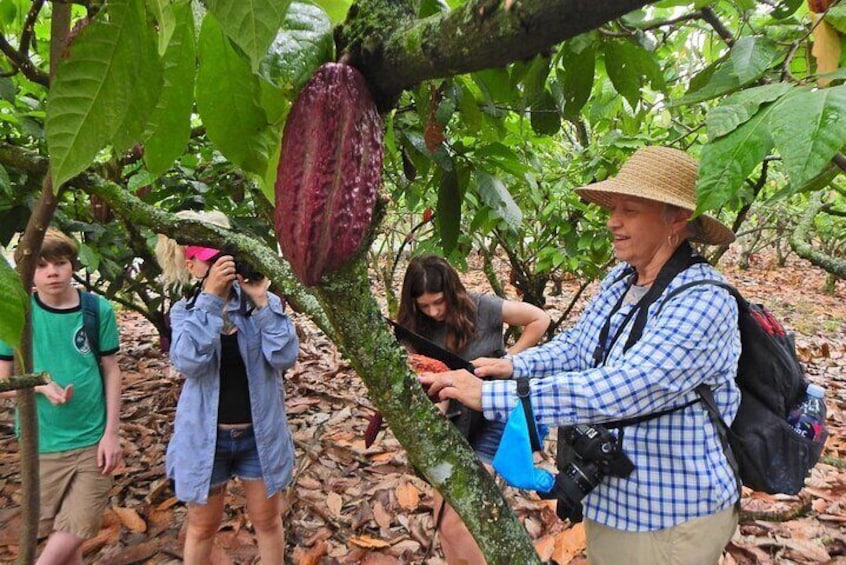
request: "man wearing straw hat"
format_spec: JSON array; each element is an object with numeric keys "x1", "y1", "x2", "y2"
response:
[{"x1": 422, "y1": 146, "x2": 740, "y2": 564}]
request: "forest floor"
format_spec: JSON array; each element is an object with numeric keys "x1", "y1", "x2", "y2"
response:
[{"x1": 1, "y1": 250, "x2": 845, "y2": 564}]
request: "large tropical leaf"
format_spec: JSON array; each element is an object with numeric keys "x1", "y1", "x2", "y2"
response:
[
  {"x1": 111, "y1": 1, "x2": 163, "y2": 154},
  {"x1": 475, "y1": 170, "x2": 522, "y2": 230},
  {"x1": 680, "y1": 36, "x2": 781, "y2": 105},
  {"x1": 437, "y1": 167, "x2": 462, "y2": 254},
  {"x1": 46, "y1": 0, "x2": 153, "y2": 188},
  {"x1": 603, "y1": 38, "x2": 663, "y2": 108},
  {"x1": 705, "y1": 83, "x2": 793, "y2": 140},
  {"x1": 259, "y1": 2, "x2": 334, "y2": 97},
  {"x1": 557, "y1": 42, "x2": 595, "y2": 120},
  {"x1": 197, "y1": 14, "x2": 274, "y2": 179},
  {"x1": 143, "y1": 0, "x2": 196, "y2": 176},
  {"x1": 0, "y1": 258, "x2": 26, "y2": 354},
  {"x1": 205, "y1": 0, "x2": 291, "y2": 71},
  {"x1": 697, "y1": 103, "x2": 776, "y2": 212},
  {"x1": 530, "y1": 90, "x2": 561, "y2": 136},
  {"x1": 146, "y1": 0, "x2": 176, "y2": 55},
  {"x1": 770, "y1": 85, "x2": 846, "y2": 190}
]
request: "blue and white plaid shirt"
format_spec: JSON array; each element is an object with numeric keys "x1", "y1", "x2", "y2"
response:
[{"x1": 482, "y1": 261, "x2": 741, "y2": 531}]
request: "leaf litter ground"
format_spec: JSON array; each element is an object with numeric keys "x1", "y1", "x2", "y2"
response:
[{"x1": 1, "y1": 252, "x2": 845, "y2": 564}]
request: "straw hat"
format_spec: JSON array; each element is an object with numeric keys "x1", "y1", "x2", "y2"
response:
[{"x1": 575, "y1": 146, "x2": 735, "y2": 245}]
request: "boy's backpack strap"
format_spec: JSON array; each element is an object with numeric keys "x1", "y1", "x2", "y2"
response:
[{"x1": 80, "y1": 290, "x2": 101, "y2": 361}]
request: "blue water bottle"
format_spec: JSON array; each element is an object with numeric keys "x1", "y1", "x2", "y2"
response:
[{"x1": 787, "y1": 384, "x2": 827, "y2": 443}]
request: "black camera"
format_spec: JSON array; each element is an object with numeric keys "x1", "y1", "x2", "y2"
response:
[
  {"x1": 208, "y1": 251, "x2": 264, "y2": 282},
  {"x1": 550, "y1": 424, "x2": 634, "y2": 523}
]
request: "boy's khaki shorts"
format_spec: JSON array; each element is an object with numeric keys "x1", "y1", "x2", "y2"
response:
[{"x1": 39, "y1": 444, "x2": 112, "y2": 539}]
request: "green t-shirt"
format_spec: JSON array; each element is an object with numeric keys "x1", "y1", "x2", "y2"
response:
[{"x1": 0, "y1": 290, "x2": 120, "y2": 453}]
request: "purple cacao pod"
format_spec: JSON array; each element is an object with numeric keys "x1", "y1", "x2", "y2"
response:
[{"x1": 274, "y1": 63, "x2": 383, "y2": 286}]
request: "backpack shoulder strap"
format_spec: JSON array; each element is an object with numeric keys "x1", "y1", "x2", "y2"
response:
[
  {"x1": 80, "y1": 291, "x2": 101, "y2": 359},
  {"x1": 657, "y1": 279, "x2": 743, "y2": 315},
  {"x1": 620, "y1": 242, "x2": 709, "y2": 353}
]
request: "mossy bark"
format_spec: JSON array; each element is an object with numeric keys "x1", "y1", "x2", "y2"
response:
[
  {"x1": 790, "y1": 192, "x2": 846, "y2": 278},
  {"x1": 77, "y1": 175, "x2": 336, "y2": 339},
  {"x1": 336, "y1": 0, "x2": 656, "y2": 103},
  {"x1": 0, "y1": 373, "x2": 50, "y2": 392},
  {"x1": 317, "y1": 259, "x2": 541, "y2": 564}
]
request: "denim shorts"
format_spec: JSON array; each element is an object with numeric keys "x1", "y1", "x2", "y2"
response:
[
  {"x1": 209, "y1": 426, "x2": 263, "y2": 489},
  {"x1": 471, "y1": 419, "x2": 505, "y2": 465}
]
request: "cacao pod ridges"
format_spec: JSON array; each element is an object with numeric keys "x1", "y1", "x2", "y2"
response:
[{"x1": 275, "y1": 63, "x2": 384, "y2": 286}]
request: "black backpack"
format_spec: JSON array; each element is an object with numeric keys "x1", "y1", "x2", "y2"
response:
[
  {"x1": 80, "y1": 291, "x2": 101, "y2": 363},
  {"x1": 655, "y1": 280, "x2": 825, "y2": 495}
]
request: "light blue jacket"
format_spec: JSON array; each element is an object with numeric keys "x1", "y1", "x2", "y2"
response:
[{"x1": 165, "y1": 286, "x2": 299, "y2": 504}]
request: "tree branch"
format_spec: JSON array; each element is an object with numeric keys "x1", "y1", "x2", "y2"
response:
[
  {"x1": 69, "y1": 173, "x2": 335, "y2": 338},
  {"x1": 20, "y1": 0, "x2": 46, "y2": 63},
  {"x1": 790, "y1": 192, "x2": 846, "y2": 278},
  {"x1": 337, "y1": 0, "x2": 657, "y2": 103},
  {"x1": 700, "y1": 6, "x2": 734, "y2": 47}
]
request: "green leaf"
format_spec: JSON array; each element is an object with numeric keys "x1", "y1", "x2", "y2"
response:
[
  {"x1": 205, "y1": 0, "x2": 291, "y2": 72},
  {"x1": 418, "y1": 0, "x2": 449, "y2": 18},
  {"x1": 680, "y1": 36, "x2": 781, "y2": 105},
  {"x1": 307, "y1": 0, "x2": 350, "y2": 23},
  {"x1": 559, "y1": 44, "x2": 595, "y2": 119},
  {"x1": 603, "y1": 40, "x2": 642, "y2": 107},
  {"x1": 473, "y1": 68, "x2": 513, "y2": 105},
  {"x1": 143, "y1": 0, "x2": 196, "y2": 176},
  {"x1": 474, "y1": 170, "x2": 522, "y2": 230},
  {"x1": 0, "y1": 257, "x2": 26, "y2": 353},
  {"x1": 111, "y1": 1, "x2": 163, "y2": 154},
  {"x1": 771, "y1": 0, "x2": 802, "y2": 19},
  {"x1": 0, "y1": 76, "x2": 14, "y2": 102},
  {"x1": 458, "y1": 82, "x2": 482, "y2": 134},
  {"x1": 697, "y1": 104, "x2": 776, "y2": 212},
  {"x1": 706, "y1": 83, "x2": 793, "y2": 139},
  {"x1": 197, "y1": 13, "x2": 273, "y2": 178},
  {"x1": 770, "y1": 85, "x2": 846, "y2": 190},
  {"x1": 530, "y1": 90, "x2": 561, "y2": 136},
  {"x1": 146, "y1": 0, "x2": 176, "y2": 55},
  {"x1": 437, "y1": 167, "x2": 462, "y2": 254},
  {"x1": 730, "y1": 35, "x2": 781, "y2": 84},
  {"x1": 825, "y1": 3, "x2": 846, "y2": 34},
  {"x1": 77, "y1": 241, "x2": 100, "y2": 271},
  {"x1": 127, "y1": 169, "x2": 158, "y2": 192},
  {"x1": 521, "y1": 55, "x2": 551, "y2": 106},
  {"x1": 259, "y1": 2, "x2": 333, "y2": 96},
  {"x1": 46, "y1": 0, "x2": 157, "y2": 188}
]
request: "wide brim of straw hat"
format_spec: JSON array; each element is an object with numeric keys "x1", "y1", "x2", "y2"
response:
[{"x1": 575, "y1": 147, "x2": 735, "y2": 246}]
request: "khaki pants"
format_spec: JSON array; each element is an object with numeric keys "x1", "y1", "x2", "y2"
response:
[
  {"x1": 585, "y1": 506, "x2": 738, "y2": 565},
  {"x1": 39, "y1": 445, "x2": 112, "y2": 539}
]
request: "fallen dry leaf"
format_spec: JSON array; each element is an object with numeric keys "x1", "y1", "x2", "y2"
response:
[
  {"x1": 112, "y1": 506, "x2": 147, "y2": 533},
  {"x1": 395, "y1": 481, "x2": 420, "y2": 510},
  {"x1": 349, "y1": 535, "x2": 391, "y2": 549}
]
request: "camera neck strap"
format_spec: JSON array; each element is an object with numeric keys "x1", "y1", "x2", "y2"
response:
[{"x1": 593, "y1": 241, "x2": 707, "y2": 368}]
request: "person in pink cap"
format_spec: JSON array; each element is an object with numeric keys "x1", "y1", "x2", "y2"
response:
[{"x1": 155, "y1": 210, "x2": 298, "y2": 565}]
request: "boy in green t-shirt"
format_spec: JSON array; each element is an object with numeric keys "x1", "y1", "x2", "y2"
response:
[{"x1": 0, "y1": 228, "x2": 122, "y2": 565}]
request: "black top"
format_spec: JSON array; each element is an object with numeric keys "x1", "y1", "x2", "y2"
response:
[{"x1": 217, "y1": 332, "x2": 252, "y2": 425}]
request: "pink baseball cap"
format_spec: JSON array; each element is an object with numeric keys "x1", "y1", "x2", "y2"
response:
[{"x1": 184, "y1": 245, "x2": 220, "y2": 262}]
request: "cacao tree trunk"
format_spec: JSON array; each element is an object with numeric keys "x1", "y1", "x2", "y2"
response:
[
  {"x1": 316, "y1": 260, "x2": 542, "y2": 564},
  {"x1": 13, "y1": 6, "x2": 71, "y2": 562}
]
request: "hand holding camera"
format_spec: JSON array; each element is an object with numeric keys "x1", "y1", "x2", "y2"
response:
[{"x1": 203, "y1": 254, "x2": 237, "y2": 298}]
